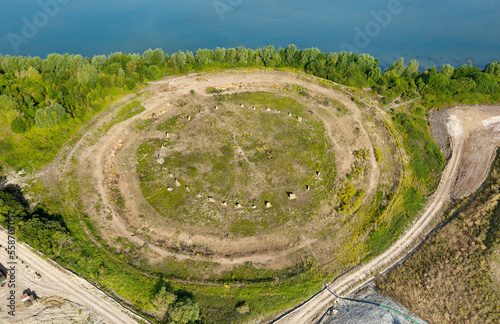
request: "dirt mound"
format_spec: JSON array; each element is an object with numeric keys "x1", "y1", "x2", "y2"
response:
[
  {"x1": 322, "y1": 286, "x2": 426, "y2": 324},
  {"x1": 55, "y1": 70, "x2": 382, "y2": 269},
  {"x1": 446, "y1": 105, "x2": 500, "y2": 198},
  {"x1": 279, "y1": 104, "x2": 500, "y2": 323}
]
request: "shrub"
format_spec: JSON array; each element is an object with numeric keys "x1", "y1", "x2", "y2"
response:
[
  {"x1": 10, "y1": 116, "x2": 32, "y2": 133},
  {"x1": 34, "y1": 103, "x2": 67, "y2": 128},
  {"x1": 381, "y1": 96, "x2": 393, "y2": 105}
]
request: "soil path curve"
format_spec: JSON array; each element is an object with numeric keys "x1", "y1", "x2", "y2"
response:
[
  {"x1": 275, "y1": 105, "x2": 500, "y2": 323},
  {"x1": 73, "y1": 70, "x2": 381, "y2": 265}
]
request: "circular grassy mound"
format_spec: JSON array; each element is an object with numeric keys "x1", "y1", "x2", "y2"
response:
[{"x1": 137, "y1": 92, "x2": 336, "y2": 236}]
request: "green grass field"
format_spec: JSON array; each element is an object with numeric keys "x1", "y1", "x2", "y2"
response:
[{"x1": 137, "y1": 92, "x2": 336, "y2": 236}]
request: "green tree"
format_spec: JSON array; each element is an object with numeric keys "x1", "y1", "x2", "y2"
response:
[
  {"x1": 226, "y1": 48, "x2": 236, "y2": 64},
  {"x1": 260, "y1": 45, "x2": 281, "y2": 67},
  {"x1": 185, "y1": 51, "x2": 195, "y2": 65},
  {"x1": 11, "y1": 115, "x2": 32, "y2": 133},
  {"x1": 213, "y1": 47, "x2": 226, "y2": 63},
  {"x1": 142, "y1": 49, "x2": 154, "y2": 65},
  {"x1": 53, "y1": 231, "x2": 71, "y2": 258},
  {"x1": 0, "y1": 94, "x2": 18, "y2": 111},
  {"x1": 147, "y1": 66, "x2": 162, "y2": 80},
  {"x1": 34, "y1": 103, "x2": 67, "y2": 128},
  {"x1": 385, "y1": 58, "x2": 405, "y2": 78},
  {"x1": 171, "y1": 51, "x2": 187, "y2": 68},
  {"x1": 195, "y1": 49, "x2": 212, "y2": 65},
  {"x1": 285, "y1": 44, "x2": 298, "y2": 65},
  {"x1": 169, "y1": 298, "x2": 200, "y2": 324},
  {"x1": 153, "y1": 286, "x2": 177, "y2": 320},
  {"x1": 485, "y1": 61, "x2": 500, "y2": 77},
  {"x1": 300, "y1": 47, "x2": 321, "y2": 66},
  {"x1": 76, "y1": 63, "x2": 98, "y2": 85},
  {"x1": 27, "y1": 66, "x2": 42, "y2": 82},
  {"x1": 235, "y1": 46, "x2": 248, "y2": 65},
  {"x1": 440, "y1": 64, "x2": 455, "y2": 78},
  {"x1": 151, "y1": 48, "x2": 166, "y2": 65},
  {"x1": 91, "y1": 55, "x2": 106, "y2": 71},
  {"x1": 403, "y1": 59, "x2": 419, "y2": 78}
]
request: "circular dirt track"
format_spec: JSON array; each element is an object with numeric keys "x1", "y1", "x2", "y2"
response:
[
  {"x1": 135, "y1": 91, "x2": 337, "y2": 238},
  {"x1": 277, "y1": 104, "x2": 500, "y2": 323},
  {"x1": 55, "y1": 70, "x2": 383, "y2": 270}
]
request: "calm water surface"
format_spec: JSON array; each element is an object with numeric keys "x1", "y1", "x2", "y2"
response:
[{"x1": 1, "y1": 0, "x2": 499, "y2": 69}]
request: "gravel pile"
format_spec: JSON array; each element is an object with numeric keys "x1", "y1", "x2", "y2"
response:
[{"x1": 320, "y1": 286, "x2": 427, "y2": 324}]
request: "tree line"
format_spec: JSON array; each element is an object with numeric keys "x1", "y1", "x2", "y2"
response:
[
  {"x1": 0, "y1": 186, "x2": 200, "y2": 324},
  {"x1": 1, "y1": 45, "x2": 499, "y2": 135},
  {"x1": 1, "y1": 46, "x2": 499, "y2": 323}
]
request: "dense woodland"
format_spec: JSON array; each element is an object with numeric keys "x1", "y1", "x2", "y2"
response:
[
  {"x1": 0, "y1": 185, "x2": 200, "y2": 324},
  {"x1": 1, "y1": 45, "x2": 499, "y2": 138},
  {"x1": 0, "y1": 46, "x2": 499, "y2": 323}
]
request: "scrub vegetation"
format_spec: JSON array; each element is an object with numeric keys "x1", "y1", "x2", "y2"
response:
[
  {"x1": 137, "y1": 92, "x2": 336, "y2": 237},
  {"x1": 378, "y1": 154, "x2": 500, "y2": 324},
  {"x1": 0, "y1": 45, "x2": 499, "y2": 323}
]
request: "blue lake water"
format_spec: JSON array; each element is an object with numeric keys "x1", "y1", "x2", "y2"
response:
[{"x1": 0, "y1": 0, "x2": 499, "y2": 69}]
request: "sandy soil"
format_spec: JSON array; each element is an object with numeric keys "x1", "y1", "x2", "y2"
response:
[
  {"x1": 0, "y1": 229, "x2": 146, "y2": 324},
  {"x1": 3, "y1": 69, "x2": 497, "y2": 323},
  {"x1": 275, "y1": 104, "x2": 500, "y2": 323},
  {"x1": 55, "y1": 70, "x2": 381, "y2": 268},
  {"x1": 446, "y1": 105, "x2": 500, "y2": 198}
]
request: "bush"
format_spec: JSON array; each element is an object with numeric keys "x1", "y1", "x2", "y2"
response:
[
  {"x1": 147, "y1": 65, "x2": 163, "y2": 80},
  {"x1": 169, "y1": 298, "x2": 200, "y2": 324},
  {"x1": 34, "y1": 103, "x2": 67, "y2": 128},
  {"x1": 381, "y1": 96, "x2": 393, "y2": 105},
  {"x1": 206, "y1": 87, "x2": 221, "y2": 94},
  {"x1": 10, "y1": 116, "x2": 32, "y2": 133}
]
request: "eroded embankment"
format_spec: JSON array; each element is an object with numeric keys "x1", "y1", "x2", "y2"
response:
[
  {"x1": 58, "y1": 70, "x2": 384, "y2": 270},
  {"x1": 277, "y1": 104, "x2": 500, "y2": 323}
]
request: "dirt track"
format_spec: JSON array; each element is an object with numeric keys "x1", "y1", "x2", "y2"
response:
[
  {"x1": 0, "y1": 229, "x2": 147, "y2": 324},
  {"x1": 5, "y1": 70, "x2": 498, "y2": 323},
  {"x1": 275, "y1": 104, "x2": 500, "y2": 323},
  {"x1": 62, "y1": 70, "x2": 381, "y2": 267}
]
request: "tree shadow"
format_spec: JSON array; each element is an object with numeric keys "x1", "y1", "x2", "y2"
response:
[
  {"x1": 0, "y1": 178, "x2": 68, "y2": 232},
  {"x1": 174, "y1": 287, "x2": 194, "y2": 300},
  {"x1": 0, "y1": 176, "x2": 28, "y2": 208},
  {"x1": 0, "y1": 262, "x2": 7, "y2": 275},
  {"x1": 151, "y1": 275, "x2": 174, "y2": 295}
]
